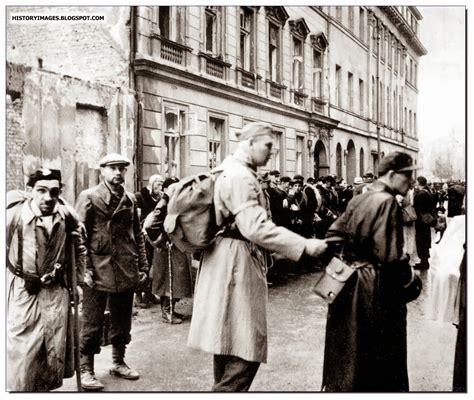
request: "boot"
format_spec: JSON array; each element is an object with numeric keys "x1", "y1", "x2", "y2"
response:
[
  {"x1": 109, "y1": 345, "x2": 140, "y2": 380},
  {"x1": 80, "y1": 354, "x2": 104, "y2": 391},
  {"x1": 161, "y1": 297, "x2": 182, "y2": 324}
]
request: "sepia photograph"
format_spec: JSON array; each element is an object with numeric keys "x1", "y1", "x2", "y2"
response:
[{"x1": 4, "y1": 2, "x2": 468, "y2": 395}]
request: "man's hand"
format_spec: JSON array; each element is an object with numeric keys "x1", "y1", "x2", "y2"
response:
[
  {"x1": 84, "y1": 270, "x2": 95, "y2": 288},
  {"x1": 304, "y1": 239, "x2": 328, "y2": 258},
  {"x1": 76, "y1": 285, "x2": 83, "y2": 305},
  {"x1": 138, "y1": 271, "x2": 148, "y2": 284}
]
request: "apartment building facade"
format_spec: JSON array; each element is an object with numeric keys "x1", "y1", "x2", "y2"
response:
[
  {"x1": 133, "y1": 5, "x2": 426, "y2": 185},
  {"x1": 7, "y1": 6, "x2": 426, "y2": 193}
]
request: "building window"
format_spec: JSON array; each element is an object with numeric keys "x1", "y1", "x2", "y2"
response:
[
  {"x1": 349, "y1": 7, "x2": 354, "y2": 31},
  {"x1": 205, "y1": 6, "x2": 223, "y2": 56},
  {"x1": 394, "y1": 90, "x2": 398, "y2": 130},
  {"x1": 409, "y1": 59, "x2": 413, "y2": 84},
  {"x1": 379, "y1": 82, "x2": 383, "y2": 123},
  {"x1": 388, "y1": 35, "x2": 393, "y2": 67},
  {"x1": 164, "y1": 106, "x2": 187, "y2": 178},
  {"x1": 313, "y1": 49, "x2": 322, "y2": 98},
  {"x1": 292, "y1": 36, "x2": 304, "y2": 91},
  {"x1": 158, "y1": 6, "x2": 185, "y2": 43},
  {"x1": 336, "y1": 143, "x2": 342, "y2": 178},
  {"x1": 404, "y1": 107, "x2": 407, "y2": 132},
  {"x1": 414, "y1": 112, "x2": 417, "y2": 137},
  {"x1": 409, "y1": 110, "x2": 412, "y2": 135},
  {"x1": 414, "y1": 63, "x2": 418, "y2": 87},
  {"x1": 399, "y1": 95, "x2": 403, "y2": 131},
  {"x1": 387, "y1": 86, "x2": 391, "y2": 128},
  {"x1": 359, "y1": 148, "x2": 365, "y2": 176},
  {"x1": 395, "y1": 45, "x2": 399, "y2": 74},
  {"x1": 380, "y1": 26, "x2": 385, "y2": 61},
  {"x1": 348, "y1": 72, "x2": 354, "y2": 111},
  {"x1": 268, "y1": 22, "x2": 281, "y2": 82},
  {"x1": 359, "y1": 7, "x2": 365, "y2": 42},
  {"x1": 372, "y1": 76, "x2": 376, "y2": 120},
  {"x1": 159, "y1": 6, "x2": 171, "y2": 39},
  {"x1": 296, "y1": 136, "x2": 304, "y2": 175},
  {"x1": 336, "y1": 6, "x2": 342, "y2": 22},
  {"x1": 239, "y1": 7, "x2": 255, "y2": 71},
  {"x1": 335, "y1": 65, "x2": 342, "y2": 107},
  {"x1": 266, "y1": 7, "x2": 289, "y2": 84},
  {"x1": 208, "y1": 116, "x2": 225, "y2": 169},
  {"x1": 359, "y1": 79, "x2": 364, "y2": 116},
  {"x1": 270, "y1": 130, "x2": 283, "y2": 171}
]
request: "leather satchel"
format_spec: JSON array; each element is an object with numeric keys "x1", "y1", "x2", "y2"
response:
[
  {"x1": 313, "y1": 257, "x2": 358, "y2": 304},
  {"x1": 420, "y1": 212, "x2": 437, "y2": 227}
]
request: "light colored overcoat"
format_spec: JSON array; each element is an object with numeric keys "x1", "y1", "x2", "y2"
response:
[{"x1": 187, "y1": 150, "x2": 306, "y2": 363}]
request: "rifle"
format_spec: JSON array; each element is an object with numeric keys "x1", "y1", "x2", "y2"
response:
[{"x1": 69, "y1": 241, "x2": 82, "y2": 391}]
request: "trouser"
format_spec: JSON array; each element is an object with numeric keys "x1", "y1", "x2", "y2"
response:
[
  {"x1": 80, "y1": 287, "x2": 134, "y2": 355},
  {"x1": 212, "y1": 354, "x2": 260, "y2": 392}
]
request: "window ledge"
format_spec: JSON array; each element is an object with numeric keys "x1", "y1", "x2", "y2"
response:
[
  {"x1": 265, "y1": 79, "x2": 287, "y2": 89},
  {"x1": 198, "y1": 51, "x2": 231, "y2": 67},
  {"x1": 150, "y1": 33, "x2": 193, "y2": 52}
]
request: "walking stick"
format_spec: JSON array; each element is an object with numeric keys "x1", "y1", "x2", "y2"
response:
[
  {"x1": 167, "y1": 242, "x2": 174, "y2": 324},
  {"x1": 70, "y1": 241, "x2": 82, "y2": 391}
]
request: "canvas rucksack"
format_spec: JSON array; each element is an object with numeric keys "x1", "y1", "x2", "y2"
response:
[{"x1": 163, "y1": 172, "x2": 222, "y2": 253}]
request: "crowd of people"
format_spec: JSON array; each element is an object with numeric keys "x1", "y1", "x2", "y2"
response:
[{"x1": 6, "y1": 121, "x2": 466, "y2": 393}]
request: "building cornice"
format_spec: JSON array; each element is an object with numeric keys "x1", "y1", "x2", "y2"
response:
[
  {"x1": 378, "y1": 6, "x2": 427, "y2": 56},
  {"x1": 134, "y1": 57, "x2": 339, "y2": 129}
]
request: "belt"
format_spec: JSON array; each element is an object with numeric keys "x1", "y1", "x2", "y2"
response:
[{"x1": 7, "y1": 261, "x2": 65, "y2": 287}]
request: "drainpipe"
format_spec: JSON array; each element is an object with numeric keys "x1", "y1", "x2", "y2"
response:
[
  {"x1": 376, "y1": 19, "x2": 381, "y2": 172},
  {"x1": 130, "y1": 6, "x2": 143, "y2": 191}
]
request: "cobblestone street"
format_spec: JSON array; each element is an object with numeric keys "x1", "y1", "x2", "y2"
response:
[{"x1": 60, "y1": 268, "x2": 457, "y2": 392}]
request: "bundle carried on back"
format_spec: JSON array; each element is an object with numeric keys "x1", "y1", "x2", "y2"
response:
[{"x1": 163, "y1": 173, "x2": 220, "y2": 253}]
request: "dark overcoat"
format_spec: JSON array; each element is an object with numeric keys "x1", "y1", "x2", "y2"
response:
[
  {"x1": 323, "y1": 181, "x2": 414, "y2": 392},
  {"x1": 413, "y1": 187, "x2": 436, "y2": 260},
  {"x1": 143, "y1": 195, "x2": 193, "y2": 299},
  {"x1": 76, "y1": 182, "x2": 149, "y2": 293}
]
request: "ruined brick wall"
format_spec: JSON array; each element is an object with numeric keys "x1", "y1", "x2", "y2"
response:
[
  {"x1": 7, "y1": 6, "x2": 131, "y2": 87},
  {"x1": 6, "y1": 63, "x2": 137, "y2": 202},
  {"x1": 6, "y1": 96, "x2": 25, "y2": 191}
]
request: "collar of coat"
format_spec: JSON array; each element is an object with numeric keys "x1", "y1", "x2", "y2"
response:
[
  {"x1": 232, "y1": 149, "x2": 257, "y2": 172},
  {"x1": 22, "y1": 199, "x2": 65, "y2": 225},
  {"x1": 97, "y1": 181, "x2": 127, "y2": 206},
  {"x1": 366, "y1": 180, "x2": 397, "y2": 197}
]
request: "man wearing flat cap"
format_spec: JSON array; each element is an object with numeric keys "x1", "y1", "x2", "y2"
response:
[
  {"x1": 323, "y1": 151, "x2": 422, "y2": 392},
  {"x1": 6, "y1": 169, "x2": 89, "y2": 391},
  {"x1": 75, "y1": 153, "x2": 149, "y2": 390},
  {"x1": 188, "y1": 121, "x2": 328, "y2": 391}
]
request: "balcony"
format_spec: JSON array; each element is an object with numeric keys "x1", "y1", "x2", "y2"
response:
[
  {"x1": 292, "y1": 90, "x2": 307, "y2": 107},
  {"x1": 150, "y1": 33, "x2": 192, "y2": 66},
  {"x1": 237, "y1": 67, "x2": 259, "y2": 90},
  {"x1": 266, "y1": 80, "x2": 286, "y2": 100},
  {"x1": 312, "y1": 97, "x2": 327, "y2": 114},
  {"x1": 199, "y1": 52, "x2": 231, "y2": 80}
]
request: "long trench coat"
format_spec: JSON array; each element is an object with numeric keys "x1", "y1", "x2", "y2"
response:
[
  {"x1": 323, "y1": 181, "x2": 414, "y2": 392},
  {"x1": 6, "y1": 198, "x2": 87, "y2": 391},
  {"x1": 187, "y1": 150, "x2": 307, "y2": 363}
]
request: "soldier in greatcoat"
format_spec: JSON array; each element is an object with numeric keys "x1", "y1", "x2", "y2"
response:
[
  {"x1": 7, "y1": 169, "x2": 88, "y2": 391},
  {"x1": 187, "y1": 122, "x2": 328, "y2": 391}
]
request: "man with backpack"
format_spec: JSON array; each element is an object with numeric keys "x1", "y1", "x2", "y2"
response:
[
  {"x1": 75, "y1": 153, "x2": 149, "y2": 390},
  {"x1": 187, "y1": 122, "x2": 328, "y2": 391},
  {"x1": 7, "y1": 168, "x2": 88, "y2": 391}
]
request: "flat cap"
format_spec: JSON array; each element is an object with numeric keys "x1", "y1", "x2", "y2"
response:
[
  {"x1": 99, "y1": 153, "x2": 130, "y2": 168},
  {"x1": 27, "y1": 168, "x2": 62, "y2": 187},
  {"x1": 378, "y1": 152, "x2": 420, "y2": 176},
  {"x1": 269, "y1": 170, "x2": 281, "y2": 176}
]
